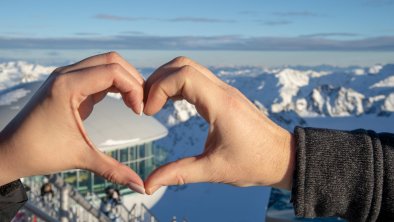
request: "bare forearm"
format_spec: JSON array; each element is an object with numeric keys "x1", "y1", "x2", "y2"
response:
[{"x1": 0, "y1": 139, "x2": 15, "y2": 186}]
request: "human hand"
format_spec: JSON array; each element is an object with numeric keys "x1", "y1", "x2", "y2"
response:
[
  {"x1": 0, "y1": 52, "x2": 145, "y2": 193},
  {"x1": 143, "y1": 57, "x2": 295, "y2": 194}
]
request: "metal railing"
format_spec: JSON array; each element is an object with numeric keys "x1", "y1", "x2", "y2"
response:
[
  {"x1": 20, "y1": 174, "x2": 159, "y2": 222},
  {"x1": 22, "y1": 201, "x2": 59, "y2": 222},
  {"x1": 22, "y1": 175, "x2": 110, "y2": 222},
  {"x1": 139, "y1": 203, "x2": 159, "y2": 222}
]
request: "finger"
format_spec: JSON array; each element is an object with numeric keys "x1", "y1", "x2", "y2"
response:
[
  {"x1": 90, "y1": 87, "x2": 120, "y2": 106},
  {"x1": 145, "y1": 56, "x2": 222, "y2": 97},
  {"x1": 62, "y1": 63, "x2": 143, "y2": 114},
  {"x1": 58, "y1": 51, "x2": 144, "y2": 85},
  {"x1": 144, "y1": 156, "x2": 210, "y2": 195},
  {"x1": 86, "y1": 151, "x2": 145, "y2": 194},
  {"x1": 144, "y1": 65, "x2": 223, "y2": 122}
]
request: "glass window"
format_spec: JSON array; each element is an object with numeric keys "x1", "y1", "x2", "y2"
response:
[
  {"x1": 110, "y1": 150, "x2": 118, "y2": 159},
  {"x1": 63, "y1": 171, "x2": 77, "y2": 187},
  {"x1": 128, "y1": 162, "x2": 137, "y2": 172},
  {"x1": 78, "y1": 171, "x2": 91, "y2": 194},
  {"x1": 145, "y1": 142, "x2": 153, "y2": 156},
  {"x1": 120, "y1": 148, "x2": 128, "y2": 163},
  {"x1": 139, "y1": 144, "x2": 145, "y2": 158},
  {"x1": 129, "y1": 146, "x2": 136, "y2": 160},
  {"x1": 93, "y1": 174, "x2": 106, "y2": 193},
  {"x1": 139, "y1": 160, "x2": 146, "y2": 178}
]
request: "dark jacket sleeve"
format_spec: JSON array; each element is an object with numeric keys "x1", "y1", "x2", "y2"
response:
[
  {"x1": 291, "y1": 127, "x2": 394, "y2": 222},
  {"x1": 0, "y1": 180, "x2": 28, "y2": 222}
]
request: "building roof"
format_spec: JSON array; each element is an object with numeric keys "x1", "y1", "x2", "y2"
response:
[{"x1": 0, "y1": 81, "x2": 168, "y2": 152}]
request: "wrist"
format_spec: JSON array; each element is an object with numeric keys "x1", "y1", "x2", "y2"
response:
[
  {"x1": 0, "y1": 142, "x2": 10, "y2": 186},
  {"x1": 271, "y1": 130, "x2": 296, "y2": 190},
  {"x1": 0, "y1": 134, "x2": 19, "y2": 186}
]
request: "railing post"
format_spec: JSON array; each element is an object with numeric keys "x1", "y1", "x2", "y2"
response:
[
  {"x1": 60, "y1": 186, "x2": 69, "y2": 222},
  {"x1": 129, "y1": 204, "x2": 137, "y2": 222},
  {"x1": 49, "y1": 174, "x2": 111, "y2": 222},
  {"x1": 24, "y1": 201, "x2": 59, "y2": 222}
]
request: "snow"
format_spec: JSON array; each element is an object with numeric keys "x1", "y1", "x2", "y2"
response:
[
  {"x1": 371, "y1": 75, "x2": 394, "y2": 88},
  {"x1": 383, "y1": 93, "x2": 394, "y2": 112},
  {"x1": 0, "y1": 88, "x2": 30, "y2": 106},
  {"x1": 100, "y1": 138, "x2": 140, "y2": 147},
  {"x1": 0, "y1": 61, "x2": 55, "y2": 90},
  {"x1": 1, "y1": 61, "x2": 393, "y2": 221},
  {"x1": 353, "y1": 68, "x2": 365, "y2": 75},
  {"x1": 123, "y1": 187, "x2": 167, "y2": 213},
  {"x1": 272, "y1": 69, "x2": 310, "y2": 112},
  {"x1": 368, "y1": 64, "x2": 383, "y2": 74},
  {"x1": 170, "y1": 100, "x2": 198, "y2": 125},
  {"x1": 308, "y1": 85, "x2": 365, "y2": 116}
]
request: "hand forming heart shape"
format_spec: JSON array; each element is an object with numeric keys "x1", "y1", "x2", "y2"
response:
[{"x1": 0, "y1": 52, "x2": 295, "y2": 194}]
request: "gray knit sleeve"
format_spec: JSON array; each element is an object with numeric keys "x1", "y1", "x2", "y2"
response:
[
  {"x1": 0, "y1": 179, "x2": 28, "y2": 222},
  {"x1": 291, "y1": 127, "x2": 394, "y2": 222}
]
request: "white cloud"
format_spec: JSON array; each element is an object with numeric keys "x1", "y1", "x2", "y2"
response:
[{"x1": 1, "y1": 35, "x2": 394, "y2": 51}]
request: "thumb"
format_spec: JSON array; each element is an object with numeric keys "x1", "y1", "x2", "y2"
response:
[
  {"x1": 144, "y1": 156, "x2": 211, "y2": 195},
  {"x1": 86, "y1": 151, "x2": 145, "y2": 194}
]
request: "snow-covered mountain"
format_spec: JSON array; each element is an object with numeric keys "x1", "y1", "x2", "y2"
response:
[
  {"x1": 1, "y1": 61, "x2": 393, "y2": 120},
  {"x1": 1, "y1": 61, "x2": 393, "y2": 221},
  {"x1": 152, "y1": 63, "x2": 393, "y2": 132},
  {"x1": 0, "y1": 61, "x2": 55, "y2": 90},
  {"x1": 214, "y1": 64, "x2": 394, "y2": 118}
]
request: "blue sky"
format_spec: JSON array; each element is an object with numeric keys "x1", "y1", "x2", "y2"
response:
[{"x1": 0, "y1": 0, "x2": 394, "y2": 50}]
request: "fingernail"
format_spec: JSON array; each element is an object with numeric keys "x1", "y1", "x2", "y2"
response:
[
  {"x1": 127, "y1": 182, "x2": 146, "y2": 194},
  {"x1": 139, "y1": 103, "x2": 144, "y2": 116},
  {"x1": 147, "y1": 185, "x2": 161, "y2": 195}
]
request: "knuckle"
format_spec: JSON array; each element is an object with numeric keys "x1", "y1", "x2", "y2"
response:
[
  {"x1": 222, "y1": 84, "x2": 235, "y2": 92},
  {"x1": 105, "y1": 51, "x2": 122, "y2": 63},
  {"x1": 224, "y1": 85, "x2": 238, "y2": 96},
  {"x1": 53, "y1": 66, "x2": 66, "y2": 74},
  {"x1": 101, "y1": 163, "x2": 124, "y2": 185},
  {"x1": 106, "y1": 63, "x2": 123, "y2": 74},
  {"x1": 175, "y1": 172, "x2": 186, "y2": 186},
  {"x1": 103, "y1": 171, "x2": 117, "y2": 184},
  {"x1": 172, "y1": 160, "x2": 187, "y2": 185},
  {"x1": 178, "y1": 65, "x2": 195, "y2": 78},
  {"x1": 51, "y1": 74, "x2": 67, "y2": 88},
  {"x1": 150, "y1": 81, "x2": 162, "y2": 94},
  {"x1": 171, "y1": 56, "x2": 190, "y2": 66},
  {"x1": 222, "y1": 87, "x2": 242, "y2": 108},
  {"x1": 133, "y1": 82, "x2": 143, "y2": 92},
  {"x1": 228, "y1": 94, "x2": 241, "y2": 109}
]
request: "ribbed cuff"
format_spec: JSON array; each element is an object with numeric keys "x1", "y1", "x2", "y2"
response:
[
  {"x1": 0, "y1": 179, "x2": 28, "y2": 222},
  {"x1": 292, "y1": 127, "x2": 383, "y2": 222}
]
